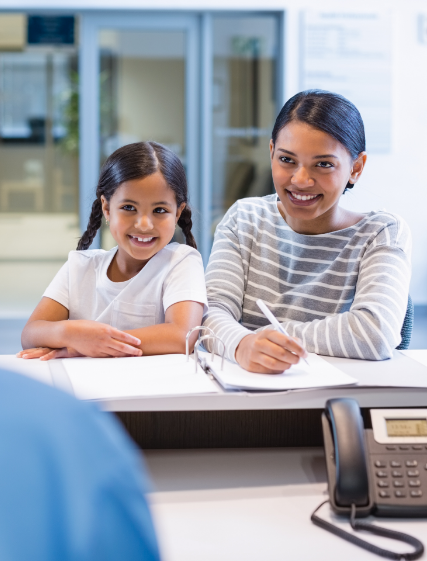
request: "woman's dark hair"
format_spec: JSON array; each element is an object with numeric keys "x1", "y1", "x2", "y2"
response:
[
  {"x1": 271, "y1": 89, "x2": 365, "y2": 192},
  {"x1": 77, "y1": 141, "x2": 196, "y2": 250}
]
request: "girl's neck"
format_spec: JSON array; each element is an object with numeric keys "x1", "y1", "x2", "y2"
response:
[
  {"x1": 277, "y1": 202, "x2": 365, "y2": 235},
  {"x1": 107, "y1": 248, "x2": 151, "y2": 282}
]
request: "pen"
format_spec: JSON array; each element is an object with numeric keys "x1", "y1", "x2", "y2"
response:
[{"x1": 256, "y1": 299, "x2": 309, "y2": 365}]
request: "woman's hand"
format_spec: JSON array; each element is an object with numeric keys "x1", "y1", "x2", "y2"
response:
[
  {"x1": 235, "y1": 329, "x2": 308, "y2": 374},
  {"x1": 63, "y1": 320, "x2": 143, "y2": 358}
]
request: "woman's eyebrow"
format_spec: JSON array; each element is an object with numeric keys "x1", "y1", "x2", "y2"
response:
[
  {"x1": 312, "y1": 154, "x2": 338, "y2": 159},
  {"x1": 277, "y1": 148, "x2": 297, "y2": 156}
]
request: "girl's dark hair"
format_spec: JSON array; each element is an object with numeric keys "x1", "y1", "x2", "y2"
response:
[
  {"x1": 77, "y1": 141, "x2": 196, "y2": 251},
  {"x1": 271, "y1": 89, "x2": 365, "y2": 192}
]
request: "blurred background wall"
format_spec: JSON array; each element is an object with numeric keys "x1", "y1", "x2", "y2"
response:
[{"x1": 0, "y1": 0, "x2": 426, "y2": 350}]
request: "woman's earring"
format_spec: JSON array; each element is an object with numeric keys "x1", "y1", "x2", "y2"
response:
[{"x1": 106, "y1": 219, "x2": 109, "y2": 226}]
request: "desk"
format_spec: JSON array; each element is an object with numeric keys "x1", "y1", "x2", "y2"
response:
[
  {"x1": 1, "y1": 351, "x2": 427, "y2": 448},
  {"x1": 146, "y1": 447, "x2": 427, "y2": 561}
]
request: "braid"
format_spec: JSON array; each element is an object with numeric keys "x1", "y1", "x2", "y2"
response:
[
  {"x1": 77, "y1": 199, "x2": 103, "y2": 250},
  {"x1": 178, "y1": 206, "x2": 197, "y2": 249}
]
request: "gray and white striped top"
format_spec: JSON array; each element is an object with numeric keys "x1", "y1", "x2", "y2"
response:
[{"x1": 203, "y1": 194, "x2": 411, "y2": 362}]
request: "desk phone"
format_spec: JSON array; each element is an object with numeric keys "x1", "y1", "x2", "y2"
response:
[{"x1": 322, "y1": 398, "x2": 427, "y2": 517}]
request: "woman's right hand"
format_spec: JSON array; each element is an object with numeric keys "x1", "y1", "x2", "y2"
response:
[
  {"x1": 235, "y1": 329, "x2": 307, "y2": 374},
  {"x1": 62, "y1": 320, "x2": 142, "y2": 358}
]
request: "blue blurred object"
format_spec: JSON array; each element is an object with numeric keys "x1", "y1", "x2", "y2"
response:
[{"x1": 0, "y1": 367, "x2": 160, "y2": 561}]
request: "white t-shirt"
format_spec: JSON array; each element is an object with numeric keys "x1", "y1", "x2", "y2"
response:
[{"x1": 43, "y1": 243, "x2": 208, "y2": 331}]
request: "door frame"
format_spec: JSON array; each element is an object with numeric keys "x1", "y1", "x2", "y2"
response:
[{"x1": 79, "y1": 12, "x2": 200, "y2": 248}]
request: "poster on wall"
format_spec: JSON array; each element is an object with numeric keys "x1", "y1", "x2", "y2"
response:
[{"x1": 300, "y1": 11, "x2": 392, "y2": 154}]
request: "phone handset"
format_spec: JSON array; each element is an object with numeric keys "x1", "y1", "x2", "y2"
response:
[{"x1": 325, "y1": 398, "x2": 369, "y2": 508}]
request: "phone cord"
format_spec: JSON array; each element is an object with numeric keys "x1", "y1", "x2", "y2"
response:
[{"x1": 311, "y1": 500, "x2": 424, "y2": 561}]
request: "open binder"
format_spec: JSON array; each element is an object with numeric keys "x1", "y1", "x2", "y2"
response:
[
  {"x1": 188, "y1": 326, "x2": 357, "y2": 392},
  {"x1": 50, "y1": 326, "x2": 356, "y2": 401}
]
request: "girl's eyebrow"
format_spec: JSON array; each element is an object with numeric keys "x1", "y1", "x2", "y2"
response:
[
  {"x1": 152, "y1": 201, "x2": 171, "y2": 206},
  {"x1": 120, "y1": 198, "x2": 139, "y2": 204}
]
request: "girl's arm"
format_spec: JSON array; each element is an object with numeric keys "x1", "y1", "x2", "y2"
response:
[
  {"x1": 124, "y1": 300, "x2": 205, "y2": 355},
  {"x1": 20, "y1": 297, "x2": 142, "y2": 359}
]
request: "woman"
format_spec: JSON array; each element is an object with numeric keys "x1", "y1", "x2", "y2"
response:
[{"x1": 203, "y1": 90, "x2": 411, "y2": 373}]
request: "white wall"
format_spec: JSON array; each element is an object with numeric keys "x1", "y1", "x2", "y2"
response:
[{"x1": 1, "y1": 0, "x2": 426, "y2": 302}]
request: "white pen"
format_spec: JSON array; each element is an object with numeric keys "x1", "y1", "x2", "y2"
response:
[{"x1": 256, "y1": 299, "x2": 309, "y2": 365}]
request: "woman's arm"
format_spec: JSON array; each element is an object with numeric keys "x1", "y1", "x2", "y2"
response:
[
  {"x1": 125, "y1": 300, "x2": 205, "y2": 355},
  {"x1": 203, "y1": 205, "x2": 306, "y2": 372},
  {"x1": 20, "y1": 297, "x2": 142, "y2": 358},
  {"x1": 258, "y1": 242, "x2": 411, "y2": 361}
]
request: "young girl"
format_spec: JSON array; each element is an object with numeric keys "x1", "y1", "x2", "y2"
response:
[
  {"x1": 203, "y1": 89, "x2": 411, "y2": 373},
  {"x1": 19, "y1": 141, "x2": 207, "y2": 360}
]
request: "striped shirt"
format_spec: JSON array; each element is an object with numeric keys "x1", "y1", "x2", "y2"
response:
[{"x1": 203, "y1": 194, "x2": 412, "y2": 362}]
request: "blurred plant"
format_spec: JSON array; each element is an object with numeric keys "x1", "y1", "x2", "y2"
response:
[
  {"x1": 59, "y1": 69, "x2": 113, "y2": 156},
  {"x1": 59, "y1": 70, "x2": 79, "y2": 155}
]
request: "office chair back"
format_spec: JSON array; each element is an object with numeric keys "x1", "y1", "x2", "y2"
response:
[{"x1": 396, "y1": 295, "x2": 413, "y2": 350}]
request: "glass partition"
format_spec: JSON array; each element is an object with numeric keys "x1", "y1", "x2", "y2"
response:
[
  {"x1": 0, "y1": 48, "x2": 79, "y2": 316},
  {"x1": 211, "y1": 16, "x2": 279, "y2": 234}
]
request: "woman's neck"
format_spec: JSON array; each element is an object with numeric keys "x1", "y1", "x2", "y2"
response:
[{"x1": 277, "y1": 202, "x2": 365, "y2": 235}]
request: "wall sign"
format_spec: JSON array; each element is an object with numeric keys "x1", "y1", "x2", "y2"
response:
[
  {"x1": 27, "y1": 16, "x2": 75, "y2": 45},
  {"x1": 301, "y1": 11, "x2": 392, "y2": 154}
]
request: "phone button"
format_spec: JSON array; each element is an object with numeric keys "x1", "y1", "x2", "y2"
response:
[
  {"x1": 376, "y1": 470, "x2": 388, "y2": 478},
  {"x1": 391, "y1": 470, "x2": 403, "y2": 477},
  {"x1": 410, "y1": 490, "x2": 423, "y2": 498},
  {"x1": 412, "y1": 446, "x2": 423, "y2": 450},
  {"x1": 393, "y1": 480, "x2": 404, "y2": 488},
  {"x1": 407, "y1": 470, "x2": 419, "y2": 477},
  {"x1": 379, "y1": 491, "x2": 390, "y2": 498},
  {"x1": 374, "y1": 460, "x2": 386, "y2": 468},
  {"x1": 390, "y1": 461, "x2": 401, "y2": 468},
  {"x1": 405, "y1": 460, "x2": 418, "y2": 467},
  {"x1": 386, "y1": 446, "x2": 397, "y2": 450},
  {"x1": 399, "y1": 446, "x2": 410, "y2": 450},
  {"x1": 395, "y1": 490, "x2": 406, "y2": 498},
  {"x1": 377, "y1": 481, "x2": 389, "y2": 488},
  {"x1": 408, "y1": 480, "x2": 421, "y2": 487}
]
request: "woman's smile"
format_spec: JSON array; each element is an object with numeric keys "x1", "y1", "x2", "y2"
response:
[{"x1": 286, "y1": 190, "x2": 322, "y2": 206}]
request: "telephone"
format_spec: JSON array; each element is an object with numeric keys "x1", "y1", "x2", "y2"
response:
[{"x1": 311, "y1": 398, "x2": 426, "y2": 559}]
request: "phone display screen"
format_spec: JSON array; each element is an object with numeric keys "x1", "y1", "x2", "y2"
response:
[{"x1": 385, "y1": 418, "x2": 427, "y2": 437}]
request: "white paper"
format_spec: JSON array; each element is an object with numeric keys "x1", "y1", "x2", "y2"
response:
[
  {"x1": 62, "y1": 354, "x2": 219, "y2": 401},
  {"x1": 0, "y1": 355, "x2": 53, "y2": 386},
  {"x1": 205, "y1": 352, "x2": 356, "y2": 391},
  {"x1": 400, "y1": 350, "x2": 427, "y2": 369}
]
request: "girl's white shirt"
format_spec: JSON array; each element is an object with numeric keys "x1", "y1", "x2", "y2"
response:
[{"x1": 43, "y1": 243, "x2": 208, "y2": 331}]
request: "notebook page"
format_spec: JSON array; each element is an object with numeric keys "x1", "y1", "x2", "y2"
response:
[
  {"x1": 205, "y1": 352, "x2": 356, "y2": 391},
  {"x1": 62, "y1": 354, "x2": 219, "y2": 400}
]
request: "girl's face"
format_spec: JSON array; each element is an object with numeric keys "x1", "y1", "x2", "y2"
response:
[
  {"x1": 101, "y1": 172, "x2": 184, "y2": 267},
  {"x1": 270, "y1": 121, "x2": 366, "y2": 232}
]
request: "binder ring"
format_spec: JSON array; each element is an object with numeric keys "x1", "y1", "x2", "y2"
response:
[
  {"x1": 185, "y1": 326, "x2": 215, "y2": 361},
  {"x1": 194, "y1": 335, "x2": 225, "y2": 374}
]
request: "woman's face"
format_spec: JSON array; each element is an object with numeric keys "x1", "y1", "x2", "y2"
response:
[{"x1": 270, "y1": 121, "x2": 366, "y2": 230}]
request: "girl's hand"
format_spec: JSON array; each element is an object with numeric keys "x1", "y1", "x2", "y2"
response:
[
  {"x1": 235, "y1": 329, "x2": 307, "y2": 374},
  {"x1": 17, "y1": 347, "x2": 84, "y2": 361},
  {"x1": 64, "y1": 320, "x2": 143, "y2": 358}
]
